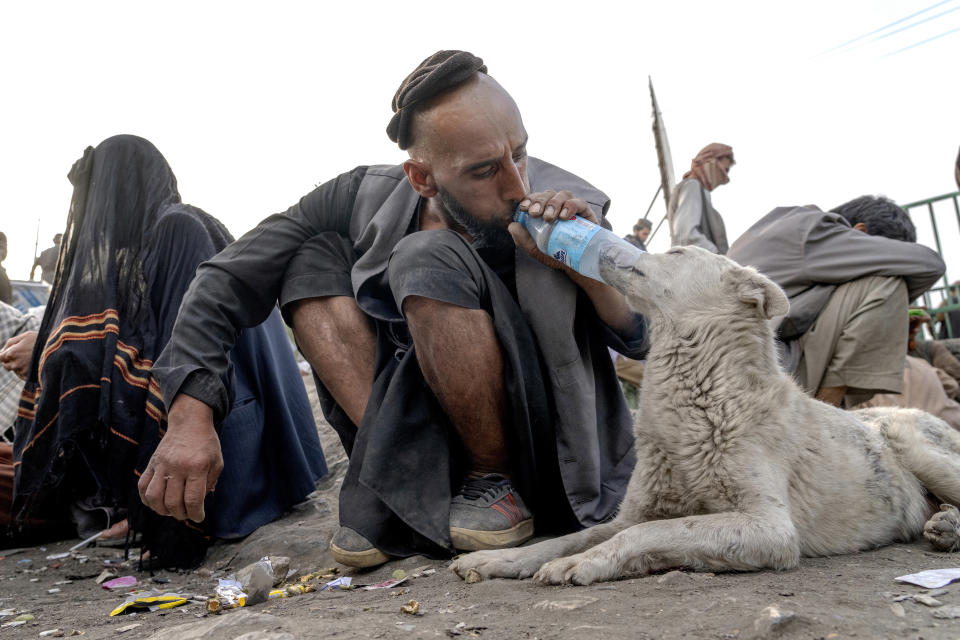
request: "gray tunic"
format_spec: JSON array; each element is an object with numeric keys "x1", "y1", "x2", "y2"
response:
[
  {"x1": 728, "y1": 205, "x2": 945, "y2": 342},
  {"x1": 667, "y1": 178, "x2": 728, "y2": 254}
]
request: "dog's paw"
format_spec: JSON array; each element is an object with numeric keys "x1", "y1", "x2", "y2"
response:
[
  {"x1": 533, "y1": 553, "x2": 613, "y2": 586},
  {"x1": 924, "y1": 504, "x2": 960, "y2": 552},
  {"x1": 450, "y1": 548, "x2": 543, "y2": 580}
]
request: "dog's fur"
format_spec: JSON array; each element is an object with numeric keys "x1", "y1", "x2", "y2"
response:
[{"x1": 452, "y1": 246, "x2": 960, "y2": 585}]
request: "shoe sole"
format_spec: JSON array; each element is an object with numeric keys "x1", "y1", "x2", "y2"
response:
[
  {"x1": 329, "y1": 542, "x2": 390, "y2": 568},
  {"x1": 450, "y1": 518, "x2": 535, "y2": 551}
]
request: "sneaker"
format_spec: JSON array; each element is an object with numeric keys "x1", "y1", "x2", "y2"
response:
[
  {"x1": 329, "y1": 526, "x2": 390, "y2": 568},
  {"x1": 449, "y1": 474, "x2": 534, "y2": 551}
]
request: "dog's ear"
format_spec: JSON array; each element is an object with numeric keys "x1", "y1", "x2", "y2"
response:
[{"x1": 726, "y1": 267, "x2": 790, "y2": 319}]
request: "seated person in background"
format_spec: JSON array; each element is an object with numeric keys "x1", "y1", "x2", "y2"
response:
[
  {"x1": 728, "y1": 196, "x2": 945, "y2": 407},
  {"x1": 10, "y1": 136, "x2": 327, "y2": 567},
  {"x1": 0, "y1": 302, "x2": 42, "y2": 436},
  {"x1": 857, "y1": 356, "x2": 960, "y2": 431},
  {"x1": 624, "y1": 218, "x2": 651, "y2": 251},
  {"x1": 0, "y1": 303, "x2": 42, "y2": 534},
  {"x1": 857, "y1": 313, "x2": 960, "y2": 431},
  {"x1": 667, "y1": 143, "x2": 734, "y2": 254},
  {"x1": 909, "y1": 312, "x2": 960, "y2": 399},
  {"x1": 934, "y1": 282, "x2": 960, "y2": 340},
  {"x1": 146, "y1": 50, "x2": 647, "y2": 568}
]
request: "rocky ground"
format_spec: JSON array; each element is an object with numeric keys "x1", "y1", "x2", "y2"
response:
[{"x1": 2, "y1": 377, "x2": 960, "y2": 639}]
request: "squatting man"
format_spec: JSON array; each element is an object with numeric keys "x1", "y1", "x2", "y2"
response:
[{"x1": 138, "y1": 50, "x2": 648, "y2": 568}]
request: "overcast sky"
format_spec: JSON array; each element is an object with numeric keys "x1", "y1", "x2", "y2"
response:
[{"x1": 2, "y1": 1, "x2": 958, "y2": 291}]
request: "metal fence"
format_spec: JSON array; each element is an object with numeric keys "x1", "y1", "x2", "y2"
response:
[{"x1": 904, "y1": 191, "x2": 960, "y2": 337}]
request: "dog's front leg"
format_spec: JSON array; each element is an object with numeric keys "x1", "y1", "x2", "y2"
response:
[
  {"x1": 534, "y1": 511, "x2": 800, "y2": 586},
  {"x1": 451, "y1": 520, "x2": 631, "y2": 580}
]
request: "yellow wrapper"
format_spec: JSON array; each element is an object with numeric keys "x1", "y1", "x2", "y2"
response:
[{"x1": 109, "y1": 593, "x2": 188, "y2": 616}]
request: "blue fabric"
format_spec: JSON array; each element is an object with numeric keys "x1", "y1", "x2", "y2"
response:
[
  {"x1": 144, "y1": 202, "x2": 327, "y2": 540},
  {"x1": 212, "y1": 310, "x2": 327, "y2": 539}
]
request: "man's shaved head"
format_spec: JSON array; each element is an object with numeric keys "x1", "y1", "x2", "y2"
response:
[
  {"x1": 396, "y1": 50, "x2": 530, "y2": 253},
  {"x1": 387, "y1": 50, "x2": 487, "y2": 150},
  {"x1": 407, "y1": 75, "x2": 522, "y2": 162}
]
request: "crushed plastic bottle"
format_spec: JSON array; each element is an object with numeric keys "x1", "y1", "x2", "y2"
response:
[{"x1": 514, "y1": 208, "x2": 644, "y2": 283}]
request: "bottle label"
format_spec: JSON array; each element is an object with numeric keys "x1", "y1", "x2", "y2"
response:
[{"x1": 546, "y1": 217, "x2": 601, "y2": 271}]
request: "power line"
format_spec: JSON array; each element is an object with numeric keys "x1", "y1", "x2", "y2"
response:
[
  {"x1": 867, "y1": 3, "x2": 960, "y2": 42},
  {"x1": 819, "y1": 0, "x2": 956, "y2": 54},
  {"x1": 886, "y1": 24, "x2": 960, "y2": 54}
]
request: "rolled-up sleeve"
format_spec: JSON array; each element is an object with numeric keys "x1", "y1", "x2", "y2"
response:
[{"x1": 600, "y1": 312, "x2": 649, "y2": 360}]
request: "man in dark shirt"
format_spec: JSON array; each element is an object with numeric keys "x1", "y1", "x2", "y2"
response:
[
  {"x1": 624, "y1": 218, "x2": 651, "y2": 251},
  {"x1": 140, "y1": 51, "x2": 647, "y2": 567}
]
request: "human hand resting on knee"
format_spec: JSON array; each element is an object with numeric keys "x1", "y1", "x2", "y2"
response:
[{"x1": 138, "y1": 394, "x2": 223, "y2": 523}]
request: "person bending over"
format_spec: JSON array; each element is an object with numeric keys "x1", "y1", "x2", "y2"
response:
[{"x1": 728, "y1": 196, "x2": 944, "y2": 407}]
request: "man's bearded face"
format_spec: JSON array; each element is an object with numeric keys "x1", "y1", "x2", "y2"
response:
[{"x1": 436, "y1": 185, "x2": 516, "y2": 252}]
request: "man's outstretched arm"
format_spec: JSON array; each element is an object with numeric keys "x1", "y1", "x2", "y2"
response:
[
  {"x1": 138, "y1": 395, "x2": 222, "y2": 522},
  {"x1": 143, "y1": 167, "x2": 366, "y2": 523}
]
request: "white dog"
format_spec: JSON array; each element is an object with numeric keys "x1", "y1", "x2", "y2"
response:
[{"x1": 452, "y1": 245, "x2": 960, "y2": 586}]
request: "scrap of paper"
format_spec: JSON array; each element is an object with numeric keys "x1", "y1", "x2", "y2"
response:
[{"x1": 895, "y1": 568, "x2": 960, "y2": 589}]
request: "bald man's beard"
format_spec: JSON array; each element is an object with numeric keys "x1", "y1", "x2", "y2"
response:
[{"x1": 435, "y1": 187, "x2": 516, "y2": 253}]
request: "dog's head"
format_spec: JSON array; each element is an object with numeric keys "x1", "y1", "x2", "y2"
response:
[{"x1": 599, "y1": 244, "x2": 789, "y2": 322}]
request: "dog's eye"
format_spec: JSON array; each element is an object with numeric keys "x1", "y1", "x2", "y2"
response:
[{"x1": 667, "y1": 249, "x2": 683, "y2": 255}]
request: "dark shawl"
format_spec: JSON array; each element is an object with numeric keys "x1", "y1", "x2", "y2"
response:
[{"x1": 14, "y1": 136, "x2": 234, "y2": 566}]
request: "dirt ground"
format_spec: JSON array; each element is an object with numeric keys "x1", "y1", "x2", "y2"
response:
[{"x1": 3, "y1": 377, "x2": 960, "y2": 640}]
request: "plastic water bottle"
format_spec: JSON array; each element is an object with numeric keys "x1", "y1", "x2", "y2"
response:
[{"x1": 514, "y1": 208, "x2": 645, "y2": 283}]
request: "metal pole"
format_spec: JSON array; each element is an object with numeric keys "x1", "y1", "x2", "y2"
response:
[
  {"x1": 648, "y1": 211, "x2": 669, "y2": 245},
  {"x1": 928, "y1": 202, "x2": 948, "y2": 291},
  {"x1": 642, "y1": 185, "x2": 662, "y2": 221},
  {"x1": 30, "y1": 218, "x2": 40, "y2": 281},
  {"x1": 953, "y1": 193, "x2": 960, "y2": 240}
]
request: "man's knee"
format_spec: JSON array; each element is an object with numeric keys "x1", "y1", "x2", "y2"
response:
[
  {"x1": 834, "y1": 275, "x2": 907, "y2": 309},
  {"x1": 823, "y1": 275, "x2": 908, "y2": 338}
]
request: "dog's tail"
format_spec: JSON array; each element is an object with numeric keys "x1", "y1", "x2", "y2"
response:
[{"x1": 865, "y1": 408, "x2": 960, "y2": 503}]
